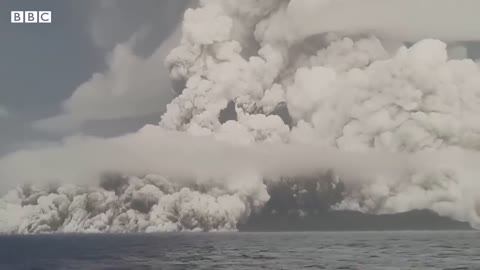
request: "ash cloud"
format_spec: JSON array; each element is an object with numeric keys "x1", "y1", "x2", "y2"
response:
[{"x1": 3, "y1": 0, "x2": 480, "y2": 233}]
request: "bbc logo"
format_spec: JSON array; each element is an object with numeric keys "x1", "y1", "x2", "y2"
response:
[{"x1": 11, "y1": 11, "x2": 52, "y2": 23}]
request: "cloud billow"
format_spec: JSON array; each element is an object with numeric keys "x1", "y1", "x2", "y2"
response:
[{"x1": 3, "y1": 0, "x2": 480, "y2": 233}]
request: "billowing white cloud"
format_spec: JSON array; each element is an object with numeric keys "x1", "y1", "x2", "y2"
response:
[
  {"x1": 1, "y1": 125, "x2": 480, "y2": 233},
  {"x1": 0, "y1": 176, "x2": 259, "y2": 233},
  {"x1": 2, "y1": 125, "x2": 479, "y2": 233},
  {"x1": 4, "y1": 0, "x2": 480, "y2": 233}
]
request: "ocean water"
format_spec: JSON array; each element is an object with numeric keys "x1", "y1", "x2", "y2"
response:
[{"x1": 0, "y1": 231, "x2": 478, "y2": 270}]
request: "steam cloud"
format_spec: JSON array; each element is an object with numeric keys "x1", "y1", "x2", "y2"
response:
[{"x1": 2, "y1": 0, "x2": 480, "y2": 233}]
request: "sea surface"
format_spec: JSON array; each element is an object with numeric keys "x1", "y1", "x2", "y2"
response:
[{"x1": 0, "y1": 231, "x2": 478, "y2": 270}]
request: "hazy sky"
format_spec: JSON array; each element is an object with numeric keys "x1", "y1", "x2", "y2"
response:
[{"x1": 0, "y1": 0, "x2": 189, "y2": 156}]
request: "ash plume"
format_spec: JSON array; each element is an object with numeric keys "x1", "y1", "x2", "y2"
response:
[{"x1": 2, "y1": 0, "x2": 480, "y2": 233}]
